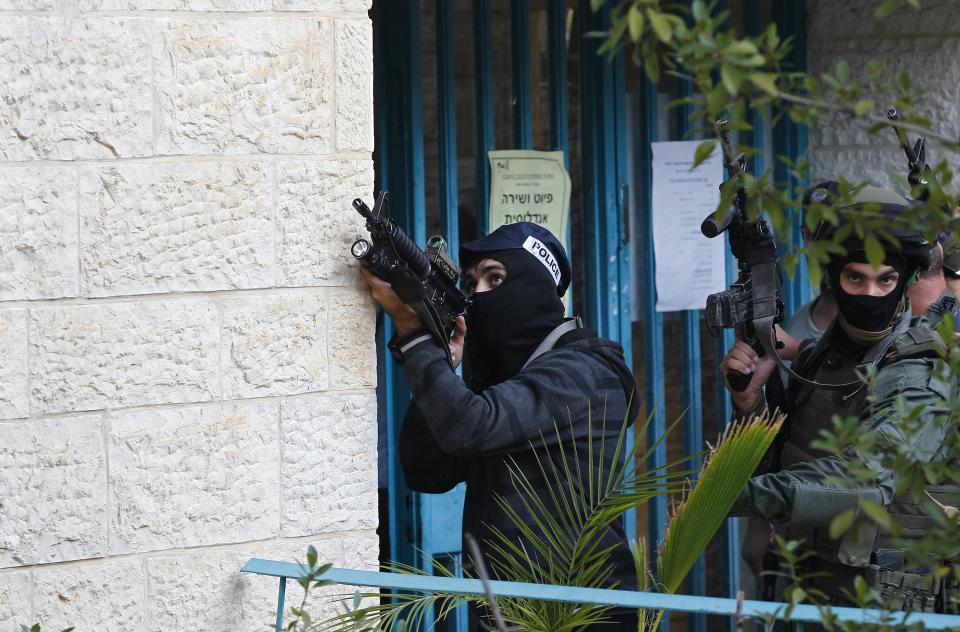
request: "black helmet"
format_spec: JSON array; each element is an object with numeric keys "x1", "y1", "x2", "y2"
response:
[{"x1": 805, "y1": 183, "x2": 932, "y2": 273}]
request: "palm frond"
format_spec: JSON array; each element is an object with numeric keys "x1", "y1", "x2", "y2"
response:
[
  {"x1": 658, "y1": 410, "x2": 784, "y2": 594},
  {"x1": 480, "y1": 402, "x2": 694, "y2": 631},
  {"x1": 318, "y1": 590, "x2": 476, "y2": 632}
]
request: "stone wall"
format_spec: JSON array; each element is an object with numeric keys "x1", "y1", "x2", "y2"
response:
[
  {"x1": 0, "y1": 1, "x2": 378, "y2": 630},
  {"x1": 808, "y1": 0, "x2": 960, "y2": 186}
]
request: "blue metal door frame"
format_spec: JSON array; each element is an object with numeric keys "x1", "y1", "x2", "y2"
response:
[{"x1": 372, "y1": 2, "x2": 808, "y2": 630}]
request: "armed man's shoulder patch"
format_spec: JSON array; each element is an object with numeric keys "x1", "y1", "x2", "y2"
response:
[
  {"x1": 883, "y1": 325, "x2": 946, "y2": 365},
  {"x1": 522, "y1": 235, "x2": 563, "y2": 287}
]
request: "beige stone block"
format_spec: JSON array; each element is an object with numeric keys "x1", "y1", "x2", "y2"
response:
[
  {"x1": 221, "y1": 292, "x2": 329, "y2": 398},
  {"x1": 273, "y1": 0, "x2": 370, "y2": 10},
  {"x1": 146, "y1": 539, "x2": 342, "y2": 632},
  {"x1": 77, "y1": 0, "x2": 270, "y2": 9},
  {"x1": 341, "y1": 533, "x2": 378, "y2": 571},
  {"x1": 33, "y1": 559, "x2": 143, "y2": 631},
  {"x1": 157, "y1": 18, "x2": 335, "y2": 155},
  {"x1": 335, "y1": 19, "x2": 374, "y2": 151},
  {"x1": 0, "y1": 1, "x2": 57, "y2": 8},
  {"x1": 0, "y1": 416, "x2": 106, "y2": 568},
  {"x1": 0, "y1": 17, "x2": 151, "y2": 160},
  {"x1": 79, "y1": 162, "x2": 274, "y2": 297},
  {"x1": 809, "y1": 0, "x2": 960, "y2": 39},
  {"x1": 277, "y1": 159, "x2": 373, "y2": 287},
  {"x1": 0, "y1": 570, "x2": 31, "y2": 632},
  {"x1": 811, "y1": 145, "x2": 930, "y2": 190},
  {"x1": 108, "y1": 401, "x2": 279, "y2": 554},
  {"x1": 0, "y1": 167, "x2": 79, "y2": 301},
  {"x1": 280, "y1": 392, "x2": 377, "y2": 536},
  {"x1": 0, "y1": 310, "x2": 28, "y2": 420},
  {"x1": 30, "y1": 301, "x2": 219, "y2": 414},
  {"x1": 327, "y1": 289, "x2": 376, "y2": 389},
  {"x1": 808, "y1": 38, "x2": 960, "y2": 149}
]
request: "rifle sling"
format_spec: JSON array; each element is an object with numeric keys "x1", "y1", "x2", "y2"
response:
[{"x1": 410, "y1": 299, "x2": 456, "y2": 370}]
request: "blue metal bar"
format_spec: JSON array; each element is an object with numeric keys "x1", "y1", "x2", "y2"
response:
[
  {"x1": 436, "y1": 0, "x2": 459, "y2": 252},
  {"x1": 547, "y1": 0, "x2": 573, "y2": 312},
  {"x1": 772, "y1": 0, "x2": 811, "y2": 316},
  {"x1": 547, "y1": 0, "x2": 568, "y2": 164},
  {"x1": 578, "y1": 0, "x2": 627, "y2": 340},
  {"x1": 635, "y1": 67, "x2": 668, "y2": 623},
  {"x1": 373, "y1": 0, "x2": 426, "y2": 574},
  {"x1": 243, "y1": 560, "x2": 960, "y2": 629},
  {"x1": 473, "y1": 0, "x2": 495, "y2": 236},
  {"x1": 511, "y1": 0, "x2": 533, "y2": 149},
  {"x1": 671, "y1": 23, "x2": 706, "y2": 627},
  {"x1": 579, "y1": 0, "x2": 634, "y2": 542},
  {"x1": 717, "y1": 245, "x2": 739, "y2": 598},
  {"x1": 712, "y1": 0, "x2": 740, "y2": 618},
  {"x1": 274, "y1": 577, "x2": 286, "y2": 632}
]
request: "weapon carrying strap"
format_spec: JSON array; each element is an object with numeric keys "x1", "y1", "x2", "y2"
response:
[
  {"x1": 410, "y1": 299, "x2": 456, "y2": 370},
  {"x1": 522, "y1": 317, "x2": 583, "y2": 369}
]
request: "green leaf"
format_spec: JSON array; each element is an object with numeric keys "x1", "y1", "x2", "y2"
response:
[
  {"x1": 725, "y1": 40, "x2": 759, "y2": 56},
  {"x1": 692, "y1": 140, "x2": 717, "y2": 169},
  {"x1": 749, "y1": 72, "x2": 778, "y2": 96},
  {"x1": 644, "y1": 53, "x2": 660, "y2": 83},
  {"x1": 835, "y1": 59, "x2": 850, "y2": 83},
  {"x1": 657, "y1": 412, "x2": 783, "y2": 593},
  {"x1": 691, "y1": 0, "x2": 708, "y2": 21},
  {"x1": 721, "y1": 64, "x2": 742, "y2": 96},
  {"x1": 789, "y1": 586, "x2": 807, "y2": 604},
  {"x1": 853, "y1": 99, "x2": 874, "y2": 116},
  {"x1": 875, "y1": 0, "x2": 897, "y2": 17},
  {"x1": 864, "y1": 233, "x2": 885, "y2": 269},
  {"x1": 646, "y1": 9, "x2": 673, "y2": 43},
  {"x1": 829, "y1": 508, "x2": 857, "y2": 539},
  {"x1": 590, "y1": 0, "x2": 605, "y2": 12},
  {"x1": 306, "y1": 544, "x2": 318, "y2": 568},
  {"x1": 860, "y1": 499, "x2": 893, "y2": 530},
  {"x1": 627, "y1": 4, "x2": 644, "y2": 41}
]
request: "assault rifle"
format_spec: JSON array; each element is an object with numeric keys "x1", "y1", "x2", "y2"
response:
[
  {"x1": 351, "y1": 192, "x2": 470, "y2": 368},
  {"x1": 887, "y1": 108, "x2": 931, "y2": 201},
  {"x1": 888, "y1": 108, "x2": 960, "y2": 332},
  {"x1": 701, "y1": 120, "x2": 784, "y2": 392}
]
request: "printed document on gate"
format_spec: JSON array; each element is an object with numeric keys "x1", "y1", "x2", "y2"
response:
[{"x1": 651, "y1": 140, "x2": 726, "y2": 312}]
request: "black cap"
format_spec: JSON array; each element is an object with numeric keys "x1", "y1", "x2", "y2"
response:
[{"x1": 460, "y1": 222, "x2": 571, "y2": 296}]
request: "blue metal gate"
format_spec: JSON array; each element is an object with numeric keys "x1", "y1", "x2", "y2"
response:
[{"x1": 372, "y1": 2, "x2": 809, "y2": 630}]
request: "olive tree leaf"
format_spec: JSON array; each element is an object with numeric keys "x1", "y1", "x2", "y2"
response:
[
  {"x1": 692, "y1": 140, "x2": 717, "y2": 169},
  {"x1": 627, "y1": 4, "x2": 645, "y2": 42},
  {"x1": 829, "y1": 508, "x2": 857, "y2": 540},
  {"x1": 647, "y1": 9, "x2": 673, "y2": 43},
  {"x1": 864, "y1": 233, "x2": 885, "y2": 269},
  {"x1": 860, "y1": 499, "x2": 893, "y2": 530}
]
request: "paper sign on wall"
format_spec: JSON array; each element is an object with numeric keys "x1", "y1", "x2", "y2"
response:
[
  {"x1": 487, "y1": 150, "x2": 571, "y2": 254},
  {"x1": 651, "y1": 140, "x2": 727, "y2": 312}
]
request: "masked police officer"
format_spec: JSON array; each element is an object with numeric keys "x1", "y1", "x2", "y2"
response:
[
  {"x1": 721, "y1": 186, "x2": 957, "y2": 613},
  {"x1": 361, "y1": 222, "x2": 639, "y2": 631}
]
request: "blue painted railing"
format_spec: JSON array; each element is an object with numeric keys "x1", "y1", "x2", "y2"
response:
[{"x1": 242, "y1": 559, "x2": 960, "y2": 632}]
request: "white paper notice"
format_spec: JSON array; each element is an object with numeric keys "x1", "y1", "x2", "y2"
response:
[{"x1": 651, "y1": 140, "x2": 726, "y2": 312}]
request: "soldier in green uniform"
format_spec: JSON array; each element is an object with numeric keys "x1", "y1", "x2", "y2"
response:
[
  {"x1": 721, "y1": 186, "x2": 958, "y2": 613},
  {"x1": 919, "y1": 235, "x2": 960, "y2": 332}
]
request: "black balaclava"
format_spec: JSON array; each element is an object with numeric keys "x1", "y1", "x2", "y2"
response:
[
  {"x1": 462, "y1": 248, "x2": 566, "y2": 390},
  {"x1": 813, "y1": 185, "x2": 930, "y2": 346},
  {"x1": 826, "y1": 251, "x2": 912, "y2": 346}
]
